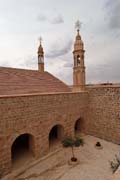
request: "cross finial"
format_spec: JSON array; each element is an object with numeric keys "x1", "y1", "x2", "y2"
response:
[
  {"x1": 75, "y1": 20, "x2": 82, "y2": 31},
  {"x1": 39, "y1": 36, "x2": 42, "y2": 45}
]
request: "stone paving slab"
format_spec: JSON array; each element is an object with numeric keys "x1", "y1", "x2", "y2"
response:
[
  {"x1": 110, "y1": 167, "x2": 120, "y2": 180},
  {"x1": 2, "y1": 135, "x2": 120, "y2": 180}
]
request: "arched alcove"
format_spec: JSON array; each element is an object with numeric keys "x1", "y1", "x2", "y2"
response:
[
  {"x1": 11, "y1": 133, "x2": 34, "y2": 169},
  {"x1": 49, "y1": 125, "x2": 64, "y2": 148},
  {"x1": 74, "y1": 118, "x2": 81, "y2": 134}
]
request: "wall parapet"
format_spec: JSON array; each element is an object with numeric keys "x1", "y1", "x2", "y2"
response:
[{"x1": 0, "y1": 91, "x2": 88, "y2": 98}]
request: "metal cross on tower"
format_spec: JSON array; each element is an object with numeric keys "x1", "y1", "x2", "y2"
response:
[
  {"x1": 75, "y1": 20, "x2": 82, "y2": 31},
  {"x1": 39, "y1": 36, "x2": 42, "y2": 45}
]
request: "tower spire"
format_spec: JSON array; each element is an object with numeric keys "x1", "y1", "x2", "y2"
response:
[
  {"x1": 73, "y1": 20, "x2": 86, "y2": 91},
  {"x1": 38, "y1": 36, "x2": 44, "y2": 72},
  {"x1": 39, "y1": 36, "x2": 42, "y2": 45}
]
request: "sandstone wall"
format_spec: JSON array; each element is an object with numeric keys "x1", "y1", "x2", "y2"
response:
[
  {"x1": 0, "y1": 85, "x2": 120, "y2": 176},
  {"x1": 0, "y1": 92, "x2": 88, "y2": 175},
  {"x1": 85, "y1": 86, "x2": 120, "y2": 144}
]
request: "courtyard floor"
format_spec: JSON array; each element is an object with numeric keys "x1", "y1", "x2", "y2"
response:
[{"x1": 3, "y1": 135, "x2": 120, "y2": 180}]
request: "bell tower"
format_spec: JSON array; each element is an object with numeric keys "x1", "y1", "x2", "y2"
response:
[
  {"x1": 38, "y1": 37, "x2": 44, "y2": 72},
  {"x1": 73, "y1": 21, "x2": 86, "y2": 91}
]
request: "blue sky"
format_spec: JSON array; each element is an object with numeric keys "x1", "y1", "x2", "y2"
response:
[{"x1": 0, "y1": 0, "x2": 120, "y2": 84}]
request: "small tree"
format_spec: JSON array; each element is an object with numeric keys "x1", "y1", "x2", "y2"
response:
[{"x1": 62, "y1": 136, "x2": 84, "y2": 161}]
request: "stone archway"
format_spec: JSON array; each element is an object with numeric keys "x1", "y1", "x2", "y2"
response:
[
  {"x1": 74, "y1": 118, "x2": 81, "y2": 134},
  {"x1": 11, "y1": 133, "x2": 34, "y2": 169},
  {"x1": 49, "y1": 125, "x2": 64, "y2": 148}
]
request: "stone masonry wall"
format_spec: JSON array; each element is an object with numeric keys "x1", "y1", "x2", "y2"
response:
[
  {"x1": 0, "y1": 92, "x2": 88, "y2": 175},
  {"x1": 0, "y1": 86, "x2": 120, "y2": 176},
  {"x1": 84, "y1": 86, "x2": 120, "y2": 144}
]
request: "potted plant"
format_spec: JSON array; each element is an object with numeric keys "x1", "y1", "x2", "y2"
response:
[
  {"x1": 62, "y1": 136, "x2": 84, "y2": 165},
  {"x1": 95, "y1": 141, "x2": 103, "y2": 149}
]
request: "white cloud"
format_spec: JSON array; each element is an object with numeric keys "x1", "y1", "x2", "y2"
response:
[
  {"x1": 37, "y1": 14, "x2": 47, "y2": 22},
  {"x1": 46, "y1": 39, "x2": 72, "y2": 58},
  {"x1": 0, "y1": 0, "x2": 120, "y2": 85},
  {"x1": 105, "y1": 0, "x2": 120, "y2": 31},
  {"x1": 37, "y1": 13, "x2": 64, "y2": 25},
  {"x1": 50, "y1": 14, "x2": 64, "y2": 24}
]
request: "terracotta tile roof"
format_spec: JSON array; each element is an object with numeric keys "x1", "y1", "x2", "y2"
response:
[{"x1": 0, "y1": 67, "x2": 71, "y2": 95}]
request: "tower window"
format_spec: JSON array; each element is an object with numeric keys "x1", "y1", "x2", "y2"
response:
[
  {"x1": 38, "y1": 56, "x2": 44, "y2": 63},
  {"x1": 77, "y1": 55, "x2": 80, "y2": 66}
]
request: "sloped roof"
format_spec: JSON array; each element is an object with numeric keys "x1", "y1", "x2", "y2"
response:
[{"x1": 0, "y1": 67, "x2": 71, "y2": 95}]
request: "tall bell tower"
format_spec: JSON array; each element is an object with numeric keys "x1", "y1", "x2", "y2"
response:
[
  {"x1": 73, "y1": 21, "x2": 86, "y2": 91},
  {"x1": 38, "y1": 37, "x2": 44, "y2": 72}
]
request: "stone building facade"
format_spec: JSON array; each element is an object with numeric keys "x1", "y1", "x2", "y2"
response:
[{"x1": 0, "y1": 29, "x2": 120, "y2": 176}]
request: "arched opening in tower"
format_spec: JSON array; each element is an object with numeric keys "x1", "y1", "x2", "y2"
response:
[
  {"x1": 75, "y1": 118, "x2": 81, "y2": 134},
  {"x1": 49, "y1": 125, "x2": 64, "y2": 149},
  {"x1": 11, "y1": 133, "x2": 34, "y2": 169},
  {"x1": 77, "y1": 55, "x2": 81, "y2": 66}
]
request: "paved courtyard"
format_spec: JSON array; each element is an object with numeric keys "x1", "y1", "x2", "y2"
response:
[{"x1": 3, "y1": 135, "x2": 120, "y2": 180}]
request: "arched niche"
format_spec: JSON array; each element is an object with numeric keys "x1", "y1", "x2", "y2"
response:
[
  {"x1": 74, "y1": 118, "x2": 81, "y2": 134},
  {"x1": 49, "y1": 125, "x2": 64, "y2": 148},
  {"x1": 11, "y1": 133, "x2": 35, "y2": 169}
]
